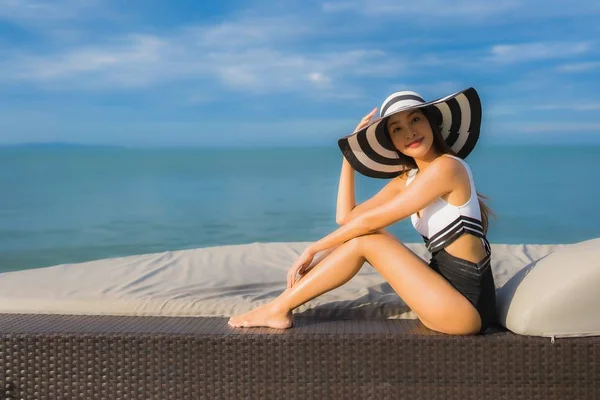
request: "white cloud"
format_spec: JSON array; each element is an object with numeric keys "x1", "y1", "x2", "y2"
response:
[
  {"x1": 520, "y1": 123, "x2": 600, "y2": 133},
  {"x1": 322, "y1": 0, "x2": 518, "y2": 18},
  {"x1": 188, "y1": 17, "x2": 312, "y2": 48},
  {"x1": 556, "y1": 61, "x2": 600, "y2": 73},
  {"x1": 0, "y1": 0, "x2": 110, "y2": 26},
  {"x1": 534, "y1": 104, "x2": 600, "y2": 111},
  {"x1": 1, "y1": 20, "x2": 399, "y2": 95},
  {"x1": 13, "y1": 34, "x2": 166, "y2": 83},
  {"x1": 488, "y1": 102, "x2": 600, "y2": 116},
  {"x1": 321, "y1": 0, "x2": 600, "y2": 20},
  {"x1": 1, "y1": 0, "x2": 598, "y2": 108},
  {"x1": 489, "y1": 42, "x2": 590, "y2": 64},
  {"x1": 378, "y1": 81, "x2": 464, "y2": 103},
  {"x1": 308, "y1": 72, "x2": 331, "y2": 85},
  {"x1": 486, "y1": 105, "x2": 519, "y2": 117}
]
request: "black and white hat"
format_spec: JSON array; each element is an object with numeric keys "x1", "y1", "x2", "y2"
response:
[{"x1": 337, "y1": 87, "x2": 482, "y2": 179}]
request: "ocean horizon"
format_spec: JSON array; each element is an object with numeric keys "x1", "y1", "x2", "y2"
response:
[{"x1": 2, "y1": 144, "x2": 599, "y2": 273}]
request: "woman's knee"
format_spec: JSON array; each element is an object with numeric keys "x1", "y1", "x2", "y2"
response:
[
  {"x1": 343, "y1": 235, "x2": 364, "y2": 253},
  {"x1": 348, "y1": 229, "x2": 399, "y2": 253}
]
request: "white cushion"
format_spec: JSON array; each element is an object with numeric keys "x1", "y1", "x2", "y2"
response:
[{"x1": 497, "y1": 238, "x2": 600, "y2": 338}]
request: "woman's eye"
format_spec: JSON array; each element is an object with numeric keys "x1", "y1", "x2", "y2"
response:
[
  {"x1": 393, "y1": 127, "x2": 401, "y2": 133},
  {"x1": 412, "y1": 117, "x2": 420, "y2": 123}
]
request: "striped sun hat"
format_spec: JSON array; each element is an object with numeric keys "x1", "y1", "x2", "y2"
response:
[{"x1": 337, "y1": 87, "x2": 482, "y2": 179}]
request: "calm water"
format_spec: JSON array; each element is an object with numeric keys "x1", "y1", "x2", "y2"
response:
[{"x1": 1, "y1": 145, "x2": 599, "y2": 272}]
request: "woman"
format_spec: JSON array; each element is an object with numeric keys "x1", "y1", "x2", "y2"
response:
[{"x1": 228, "y1": 87, "x2": 497, "y2": 335}]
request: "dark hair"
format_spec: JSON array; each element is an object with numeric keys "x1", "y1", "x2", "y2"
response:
[{"x1": 387, "y1": 107, "x2": 495, "y2": 235}]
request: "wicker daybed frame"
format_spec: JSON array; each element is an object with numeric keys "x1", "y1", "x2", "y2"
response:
[{"x1": 1, "y1": 313, "x2": 598, "y2": 399}]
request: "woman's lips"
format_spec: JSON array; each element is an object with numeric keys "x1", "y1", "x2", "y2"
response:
[{"x1": 406, "y1": 138, "x2": 423, "y2": 148}]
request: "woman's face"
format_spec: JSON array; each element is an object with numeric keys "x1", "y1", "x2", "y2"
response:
[{"x1": 386, "y1": 109, "x2": 436, "y2": 159}]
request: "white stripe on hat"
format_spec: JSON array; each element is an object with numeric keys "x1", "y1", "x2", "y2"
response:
[
  {"x1": 435, "y1": 102, "x2": 453, "y2": 139},
  {"x1": 381, "y1": 91, "x2": 422, "y2": 107},
  {"x1": 366, "y1": 123, "x2": 399, "y2": 159},
  {"x1": 451, "y1": 93, "x2": 473, "y2": 154},
  {"x1": 348, "y1": 134, "x2": 402, "y2": 173}
]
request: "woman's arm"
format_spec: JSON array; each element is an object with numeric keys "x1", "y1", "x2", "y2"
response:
[
  {"x1": 309, "y1": 156, "x2": 460, "y2": 255},
  {"x1": 337, "y1": 175, "x2": 403, "y2": 225},
  {"x1": 335, "y1": 157, "x2": 356, "y2": 224},
  {"x1": 335, "y1": 108, "x2": 378, "y2": 224}
]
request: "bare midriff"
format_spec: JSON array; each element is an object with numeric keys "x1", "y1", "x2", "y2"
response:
[{"x1": 444, "y1": 233, "x2": 488, "y2": 264}]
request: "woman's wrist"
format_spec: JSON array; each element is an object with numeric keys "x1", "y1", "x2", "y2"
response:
[
  {"x1": 306, "y1": 243, "x2": 319, "y2": 256},
  {"x1": 342, "y1": 157, "x2": 354, "y2": 171}
]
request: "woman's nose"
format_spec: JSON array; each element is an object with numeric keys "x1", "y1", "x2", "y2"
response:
[{"x1": 405, "y1": 129, "x2": 417, "y2": 139}]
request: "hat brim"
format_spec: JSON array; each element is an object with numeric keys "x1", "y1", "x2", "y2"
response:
[{"x1": 337, "y1": 87, "x2": 482, "y2": 179}]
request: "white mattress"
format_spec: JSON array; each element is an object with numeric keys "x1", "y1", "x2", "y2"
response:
[{"x1": 0, "y1": 241, "x2": 565, "y2": 320}]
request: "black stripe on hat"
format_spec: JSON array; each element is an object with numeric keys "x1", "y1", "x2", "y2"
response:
[
  {"x1": 423, "y1": 105, "x2": 443, "y2": 128},
  {"x1": 444, "y1": 98, "x2": 462, "y2": 148},
  {"x1": 356, "y1": 128, "x2": 401, "y2": 166},
  {"x1": 338, "y1": 138, "x2": 402, "y2": 179},
  {"x1": 455, "y1": 89, "x2": 482, "y2": 159},
  {"x1": 381, "y1": 94, "x2": 425, "y2": 117}
]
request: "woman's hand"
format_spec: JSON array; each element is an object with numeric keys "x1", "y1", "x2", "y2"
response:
[
  {"x1": 287, "y1": 247, "x2": 316, "y2": 289},
  {"x1": 354, "y1": 108, "x2": 378, "y2": 132}
]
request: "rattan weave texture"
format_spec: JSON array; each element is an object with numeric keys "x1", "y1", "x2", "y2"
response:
[{"x1": 1, "y1": 314, "x2": 598, "y2": 400}]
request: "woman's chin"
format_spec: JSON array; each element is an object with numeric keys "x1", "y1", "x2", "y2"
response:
[
  {"x1": 403, "y1": 147, "x2": 426, "y2": 159},
  {"x1": 395, "y1": 141, "x2": 434, "y2": 160}
]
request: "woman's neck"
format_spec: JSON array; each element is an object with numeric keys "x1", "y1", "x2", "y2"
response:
[{"x1": 414, "y1": 148, "x2": 443, "y2": 171}]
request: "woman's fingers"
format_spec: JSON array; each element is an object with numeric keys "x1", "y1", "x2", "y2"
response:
[
  {"x1": 355, "y1": 107, "x2": 378, "y2": 131},
  {"x1": 287, "y1": 262, "x2": 300, "y2": 288},
  {"x1": 288, "y1": 250, "x2": 316, "y2": 288},
  {"x1": 364, "y1": 108, "x2": 377, "y2": 121},
  {"x1": 287, "y1": 267, "x2": 295, "y2": 288}
]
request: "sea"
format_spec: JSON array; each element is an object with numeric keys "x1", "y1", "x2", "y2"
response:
[{"x1": 1, "y1": 145, "x2": 599, "y2": 273}]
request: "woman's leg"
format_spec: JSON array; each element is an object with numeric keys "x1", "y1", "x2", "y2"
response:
[
  {"x1": 228, "y1": 231, "x2": 482, "y2": 335},
  {"x1": 227, "y1": 239, "x2": 364, "y2": 330}
]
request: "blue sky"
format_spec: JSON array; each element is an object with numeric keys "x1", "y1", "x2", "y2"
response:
[{"x1": 1, "y1": 0, "x2": 599, "y2": 146}]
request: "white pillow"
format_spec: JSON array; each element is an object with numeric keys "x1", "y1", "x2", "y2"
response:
[{"x1": 497, "y1": 238, "x2": 600, "y2": 338}]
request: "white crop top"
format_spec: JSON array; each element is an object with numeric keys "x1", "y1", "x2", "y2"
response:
[{"x1": 405, "y1": 155, "x2": 489, "y2": 254}]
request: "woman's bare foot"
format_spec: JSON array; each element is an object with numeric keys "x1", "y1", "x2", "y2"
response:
[{"x1": 228, "y1": 303, "x2": 293, "y2": 329}]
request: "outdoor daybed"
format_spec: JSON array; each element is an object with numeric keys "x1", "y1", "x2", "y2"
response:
[{"x1": 1, "y1": 238, "x2": 599, "y2": 399}]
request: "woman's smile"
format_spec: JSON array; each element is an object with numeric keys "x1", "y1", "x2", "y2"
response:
[{"x1": 406, "y1": 137, "x2": 424, "y2": 148}]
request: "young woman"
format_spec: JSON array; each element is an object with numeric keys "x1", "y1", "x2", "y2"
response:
[{"x1": 228, "y1": 87, "x2": 497, "y2": 335}]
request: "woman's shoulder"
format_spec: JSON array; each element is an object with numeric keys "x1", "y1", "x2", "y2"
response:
[
  {"x1": 439, "y1": 153, "x2": 467, "y2": 165},
  {"x1": 427, "y1": 155, "x2": 474, "y2": 189},
  {"x1": 437, "y1": 154, "x2": 472, "y2": 174}
]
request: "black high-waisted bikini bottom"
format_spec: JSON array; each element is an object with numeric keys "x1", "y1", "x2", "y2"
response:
[{"x1": 428, "y1": 248, "x2": 497, "y2": 334}]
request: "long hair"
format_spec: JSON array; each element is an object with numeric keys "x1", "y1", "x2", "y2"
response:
[{"x1": 389, "y1": 107, "x2": 495, "y2": 235}]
